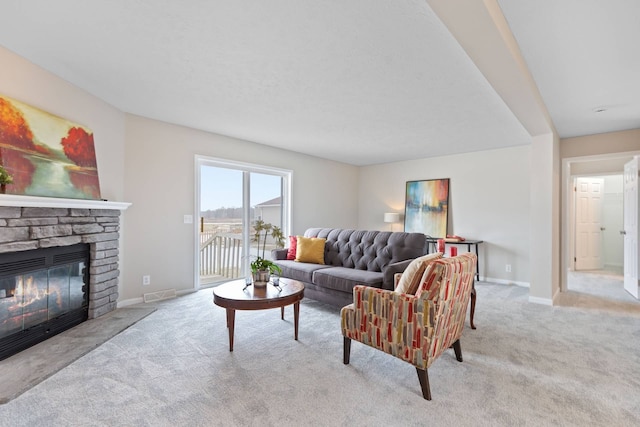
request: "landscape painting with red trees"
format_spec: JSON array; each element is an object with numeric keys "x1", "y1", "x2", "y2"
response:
[{"x1": 0, "y1": 95, "x2": 101, "y2": 199}]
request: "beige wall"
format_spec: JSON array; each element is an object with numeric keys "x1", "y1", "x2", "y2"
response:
[
  {"x1": 0, "y1": 46, "x2": 126, "y2": 201},
  {"x1": 122, "y1": 115, "x2": 358, "y2": 301},
  {"x1": 529, "y1": 132, "x2": 561, "y2": 303},
  {"x1": 561, "y1": 129, "x2": 640, "y2": 159},
  {"x1": 13, "y1": 43, "x2": 636, "y2": 305},
  {"x1": 358, "y1": 145, "x2": 531, "y2": 285},
  {"x1": 0, "y1": 46, "x2": 359, "y2": 303},
  {"x1": 0, "y1": 46, "x2": 131, "y2": 302}
]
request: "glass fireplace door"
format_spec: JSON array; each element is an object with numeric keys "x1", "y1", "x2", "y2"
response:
[{"x1": 0, "y1": 261, "x2": 86, "y2": 339}]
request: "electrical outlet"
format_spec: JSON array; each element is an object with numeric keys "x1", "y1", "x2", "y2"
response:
[
  {"x1": 505, "y1": 264, "x2": 512, "y2": 273},
  {"x1": 143, "y1": 275, "x2": 151, "y2": 285}
]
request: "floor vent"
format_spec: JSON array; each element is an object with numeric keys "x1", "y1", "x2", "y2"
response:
[{"x1": 143, "y1": 289, "x2": 177, "y2": 303}]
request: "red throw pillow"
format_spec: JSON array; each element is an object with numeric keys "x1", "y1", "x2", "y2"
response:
[{"x1": 286, "y1": 236, "x2": 298, "y2": 260}]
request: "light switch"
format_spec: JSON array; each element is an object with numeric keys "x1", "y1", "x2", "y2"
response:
[{"x1": 184, "y1": 214, "x2": 193, "y2": 224}]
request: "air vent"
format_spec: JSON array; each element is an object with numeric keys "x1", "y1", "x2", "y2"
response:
[
  {"x1": 0, "y1": 257, "x2": 47, "y2": 276},
  {"x1": 53, "y1": 250, "x2": 89, "y2": 264},
  {"x1": 0, "y1": 243, "x2": 89, "y2": 277}
]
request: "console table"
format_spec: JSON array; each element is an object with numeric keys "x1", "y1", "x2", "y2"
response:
[
  {"x1": 425, "y1": 238, "x2": 483, "y2": 281},
  {"x1": 425, "y1": 238, "x2": 483, "y2": 330}
]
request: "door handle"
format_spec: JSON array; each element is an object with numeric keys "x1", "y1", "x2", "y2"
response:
[
  {"x1": 620, "y1": 230, "x2": 627, "y2": 235},
  {"x1": 600, "y1": 227, "x2": 606, "y2": 231}
]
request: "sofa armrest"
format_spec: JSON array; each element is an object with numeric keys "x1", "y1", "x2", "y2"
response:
[
  {"x1": 382, "y1": 259, "x2": 414, "y2": 290},
  {"x1": 271, "y1": 248, "x2": 289, "y2": 260}
]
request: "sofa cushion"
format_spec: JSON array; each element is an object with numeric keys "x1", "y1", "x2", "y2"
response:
[
  {"x1": 295, "y1": 236, "x2": 326, "y2": 264},
  {"x1": 395, "y1": 252, "x2": 443, "y2": 295},
  {"x1": 275, "y1": 260, "x2": 331, "y2": 284},
  {"x1": 312, "y1": 267, "x2": 384, "y2": 293},
  {"x1": 286, "y1": 235, "x2": 297, "y2": 260}
]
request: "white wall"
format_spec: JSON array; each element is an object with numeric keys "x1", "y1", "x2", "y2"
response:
[
  {"x1": 122, "y1": 115, "x2": 359, "y2": 301},
  {"x1": 358, "y1": 145, "x2": 531, "y2": 285}
]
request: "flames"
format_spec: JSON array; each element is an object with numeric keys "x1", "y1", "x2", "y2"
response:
[{"x1": 10, "y1": 274, "x2": 62, "y2": 310}]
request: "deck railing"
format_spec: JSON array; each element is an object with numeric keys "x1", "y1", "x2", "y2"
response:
[{"x1": 200, "y1": 232, "x2": 242, "y2": 279}]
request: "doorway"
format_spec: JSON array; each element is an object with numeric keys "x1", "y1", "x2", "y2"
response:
[
  {"x1": 569, "y1": 174, "x2": 626, "y2": 299},
  {"x1": 562, "y1": 153, "x2": 639, "y2": 303},
  {"x1": 572, "y1": 175, "x2": 623, "y2": 274},
  {"x1": 195, "y1": 156, "x2": 291, "y2": 288}
]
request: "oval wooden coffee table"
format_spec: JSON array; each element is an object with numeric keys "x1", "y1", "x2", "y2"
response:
[{"x1": 213, "y1": 278, "x2": 305, "y2": 351}]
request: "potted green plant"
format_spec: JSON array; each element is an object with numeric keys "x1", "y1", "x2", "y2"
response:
[
  {"x1": 0, "y1": 165, "x2": 13, "y2": 194},
  {"x1": 250, "y1": 219, "x2": 284, "y2": 287}
]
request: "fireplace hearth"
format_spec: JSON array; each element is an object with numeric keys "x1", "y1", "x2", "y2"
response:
[{"x1": 0, "y1": 244, "x2": 89, "y2": 360}]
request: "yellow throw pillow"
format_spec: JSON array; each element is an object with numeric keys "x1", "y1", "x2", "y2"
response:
[
  {"x1": 295, "y1": 236, "x2": 326, "y2": 264},
  {"x1": 395, "y1": 252, "x2": 443, "y2": 295}
]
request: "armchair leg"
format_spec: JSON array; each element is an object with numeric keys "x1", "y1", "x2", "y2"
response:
[
  {"x1": 452, "y1": 339, "x2": 463, "y2": 362},
  {"x1": 470, "y1": 287, "x2": 477, "y2": 330},
  {"x1": 416, "y1": 368, "x2": 432, "y2": 400},
  {"x1": 343, "y1": 337, "x2": 351, "y2": 365}
]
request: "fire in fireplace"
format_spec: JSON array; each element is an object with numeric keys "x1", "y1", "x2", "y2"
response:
[{"x1": 0, "y1": 243, "x2": 90, "y2": 360}]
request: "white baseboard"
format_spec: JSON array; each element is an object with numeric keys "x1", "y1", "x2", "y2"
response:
[
  {"x1": 482, "y1": 278, "x2": 557, "y2": 306},
  {"x1": 530, "y1": 287, "x2": 560, "y2": 306},
  {"x1": 604, "y1": 263, "x2": 623, "y2": 268},
  {"x1": 117, "y1": 288, "x2": 196, "y2": 308},
  {"x1": 143, "y1": 289, "x2": 177, "y2": 303},
  {"x1": 529, "y1": 295, "x2": 553, "y2": 305},
  {"x1": 117, "y1": 297, "x2": 144, "y2": 308},
  {"x1": 550, "y1": 287, "x2": 561, "y2": 305},
  {"x1": 482, "y1": 277, "x2": 530, "y2": 287}
]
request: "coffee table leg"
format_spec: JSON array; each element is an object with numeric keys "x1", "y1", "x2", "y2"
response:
[
  {"x1": 226, "y1": 308, "x2": 235, "y2": 351},
  {"x1": 293, "y1": 301, "x2": 300, "y2": 340},
  {"x1": 281, "y1": 306, "x2": 285, "y2": 320}
]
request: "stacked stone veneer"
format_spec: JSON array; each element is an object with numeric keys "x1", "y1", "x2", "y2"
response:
[{"x1": 0, "y1": 206, "x2": 121, "y2": 319}]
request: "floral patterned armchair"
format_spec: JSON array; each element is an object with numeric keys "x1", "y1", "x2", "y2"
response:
[{"x1": 340, "y1": 253, "x2": 477, "y2": 400}]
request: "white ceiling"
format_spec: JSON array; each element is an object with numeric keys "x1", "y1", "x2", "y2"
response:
[
  {"x1": 498, "y1": 0, "x2": 640, "y2": 138},
  {"x1": 0, "y1": 1, "x2": 637, "y2": 166}
]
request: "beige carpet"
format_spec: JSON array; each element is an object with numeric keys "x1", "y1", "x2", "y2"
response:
[
  {"x1": 0, "y1": 305, "x2": 156, "y2": 404},
  {"x1": 0, "y1": 281, "x2": 638, "y2": 426}
]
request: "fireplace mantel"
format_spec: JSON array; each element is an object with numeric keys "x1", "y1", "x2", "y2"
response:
[{"x1": 0, "y1": 195, "x2": 131, "y2": 210}]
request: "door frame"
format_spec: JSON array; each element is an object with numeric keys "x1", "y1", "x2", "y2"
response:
[
  {"x1": 194, "y1": 155, "x2": 293, "y2": 290},
  {"x1": 623, "y1": 156, "x2": 640, "y2": 299},
  {"x1": 561, "y1": 150, "x2": 640, "y2": 293}
]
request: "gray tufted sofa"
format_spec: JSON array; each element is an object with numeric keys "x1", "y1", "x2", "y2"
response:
[{"x1": 272, "y1": 228, "x2": 427, "y2": 307}]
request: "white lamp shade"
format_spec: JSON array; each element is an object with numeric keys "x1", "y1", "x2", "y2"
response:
[{"x1": 383, "y1": 212, "x2": 400, "y2": 223}]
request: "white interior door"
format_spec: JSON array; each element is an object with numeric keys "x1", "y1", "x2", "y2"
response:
[
  {"x1": 575, "y1": 177, "x2": 605, "y2": 270},
  {"x1": 623, "y1": 157, "x2": 639, "y2": 299}
]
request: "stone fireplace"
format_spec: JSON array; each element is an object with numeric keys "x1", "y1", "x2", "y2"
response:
[{"x1": 0, "y1": 196, "x2": 130, "y2": 359}]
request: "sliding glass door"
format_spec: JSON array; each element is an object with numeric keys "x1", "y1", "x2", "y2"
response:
[{"x1": 196, "y1": 156, "x2": 291, "y2": 287}]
